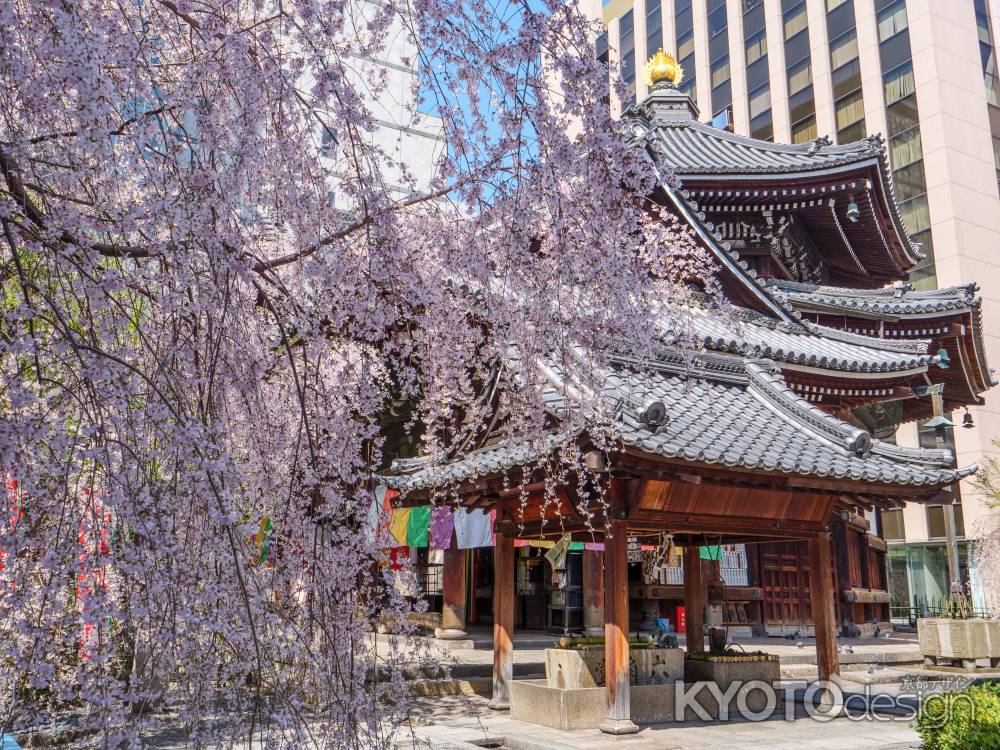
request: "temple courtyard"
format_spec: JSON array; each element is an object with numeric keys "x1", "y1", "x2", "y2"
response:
[
  {"x1": 395, "y1": 695, "x2": 922, "y2": 750},
  {"x1": 384, "y1": 628, "x2": 991, "y2": 749}
]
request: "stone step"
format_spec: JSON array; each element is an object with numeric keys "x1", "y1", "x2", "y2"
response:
[
  {"x1": 447, "y1": 661, "x2": 545, "y2": 679},
  {"x1": 406, "y1": 673, "x2": 546, "y2": 698}
]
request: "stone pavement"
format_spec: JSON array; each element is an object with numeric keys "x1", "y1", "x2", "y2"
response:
[{"x1": 394, "y1": 694, "x2": 922, "y2": 749}]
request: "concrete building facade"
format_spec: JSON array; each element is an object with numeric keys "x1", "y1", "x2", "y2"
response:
[{"x1": 582, "y1": 0, "x2": 1000, "y2": 613}]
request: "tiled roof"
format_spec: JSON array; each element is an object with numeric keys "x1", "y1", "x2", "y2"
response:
[
  {"x1": 684, "y1": 304, "x2": 934, "y2": 373},
  {"x1": 625, "y1": 86, "x2": 924, "y2": 267},
  {"x1": 652, "y1": 122, "x2": 883, "y2": 176},
  {"x1": 771, "y1": 280, "x2": 979, "y2": 316},
  {"x1": 385, "y1": 353, "x2": 973, "y2": 494}
]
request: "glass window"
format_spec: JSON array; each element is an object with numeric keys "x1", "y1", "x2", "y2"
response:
[
  {"x1": 884, "y1": 62, "x2": 916, "y2": 105},
  {"x1": 597, "y1": 31, "x2": 609, "y2": 63},
  {"x1": 832, "y1": 57, "x2": 862, "y2": 99},
  {"x1": 646, "y1": 0, "x2": 662, "y2": 55},
  {"x1": 886, "y1": 94, "x2": 920, "y2": 136},
  {"x1": 711, "y1": 55, "x2": 731, "y2": 88},
  {"x1": 834, "y1": 90, "x2": 865, "y2": 130},
  {"x1": 910, "y1": 263, "x2": 937, "y2": 290},
  {"x1": 835, "y1": 89, "x2": 865, "y2": 130},
  {"x1": 927, "y1": 506, "x2": 946, "y2": 539},
  {"x1": 677, "y1": 30, "x2": 695, "y2": 60},
  {"x1": 792, "y1": 115, "x2": 818, "y2": 143},
  {"x1": 838, "y1": 120, "x2": 866, "y2": 142},
  {"x1": 827, "y1": 0, "x2": 850, "y2": 10},
  {"x1": 985, "y1": 49, "x2": 1000, "y2": 105},
  {"x1": 790, "y1": 87, "x2": 815, "y2": 122},
  {"x1": 784, "y1": 3, "x2": 808, "y2": 41},
  {"x1": 979, "y1": 11, "x2": 993, "y2": 44},
  {"x1": 882, "y1": 508, "x2": 905, "y2": 541},
  {"x1": 893, "y1": 160, "x2": 928, "y2": 202},
  {"x1": 680, "y1": 78, "x2": 697, "y2": 105},
  {"x1": 751, "y1": 110, "x2": 774, "y2": 140},
  {"x1": 745, "y1": 30, "x2": 767, "y2": 66},
  {"x1": 787, "y1": 59, "x2": 813, "y2": 95},
  {"x1": 900, "y1": 193, "x2": 931, "y2": 235},
  {"x1": 749, "y1": 84, "x2": 771, "y2": 119},
  {"x1": 890, "y1": 127, "x2": 923, "y2": 169},
  {"x1": 620, "y1": 10, "x2": 635, "y2": 84},
  {"x1": 709, "y1": 5, "x2": 728, "y2": 37},
  {"x1": 830, "y1": 30, "x2": 859, "y2": 70},
  {"x1": 878, "y1": 1, "x2": 908, "y2": 43}
]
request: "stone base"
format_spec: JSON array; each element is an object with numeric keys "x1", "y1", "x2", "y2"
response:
[
  {"x1": 544, "y1": 647, "x2": 683, "y2": 689},
  {"x1": 918, "y1": 618, "x2": 996, "y2": 662},
  {"x1": 510, "y1": 679, "x2": 678, "y2": 730},
  {"x1": 509, "y1": 678, "x2": 786, "y2": 730},
  {"x1": 684, "y1": 656, "x2": 782, "y2": 717},
  {"x1": 487, "y1": 696, "x2": 510, "y2": 711},
  {"x1": 599, "y1": 718, "x2": 640, "y2": 735},
  {"x1": 434, "y1": 627, "x2": 469, "y2": 640}
]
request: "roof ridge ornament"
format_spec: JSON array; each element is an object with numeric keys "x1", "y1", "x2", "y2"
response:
[
  {"x1": 630, "y1": 50, "x2": 699, "y2": 124},
  {"x1": 644, "y1": 49, "x2": 684, "y2": 89}
]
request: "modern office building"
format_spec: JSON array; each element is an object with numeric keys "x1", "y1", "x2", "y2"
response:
[{"x1": 582, "y1": 0, "x2": 1000, "y2": 613}]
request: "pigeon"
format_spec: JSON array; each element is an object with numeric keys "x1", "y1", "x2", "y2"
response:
[{"x1": 796, "y1": 641, "x2": 805, "y2": 648}]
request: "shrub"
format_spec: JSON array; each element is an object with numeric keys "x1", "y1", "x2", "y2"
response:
[{"x1": 916, "y1": 681, "x2": 1000, "y2": 750}]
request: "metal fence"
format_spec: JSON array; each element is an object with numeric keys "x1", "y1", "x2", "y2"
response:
[{"x1": 890, "y1": 596, "x2": 992, "y2": 627}]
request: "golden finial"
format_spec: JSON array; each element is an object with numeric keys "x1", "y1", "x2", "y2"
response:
[{"x1": 644, "y1": 48, "x2": 683, "y2": 88}]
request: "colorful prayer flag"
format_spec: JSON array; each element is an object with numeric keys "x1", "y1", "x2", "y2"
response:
[
  {"x1": 389, "y1": 507, "x2": 411, "y2": 546},
  {"x1": 406, "y1": 506, "x2": 430, "y2": 547},
  {"x1": 454, "y1": 508, "x2": 492, "y2": 548},
  {"x1": 429, "y1": 506, "x2": 456, "y2": 549}
]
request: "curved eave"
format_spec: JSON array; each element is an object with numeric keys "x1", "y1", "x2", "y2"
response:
[
  {"x1": 652, "y1": 172, "x2": 804, "y2": 326},
  {"x1": 777, "y1": 362, "x2": 929, "y2": 381},
  {"x1": 677, "y1": 153, "x2": 921, "y2": 281}
]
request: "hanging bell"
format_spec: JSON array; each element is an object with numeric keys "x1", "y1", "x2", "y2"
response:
[{"x1": 963, "y1": 409, "x2": 975, "y2": 429}]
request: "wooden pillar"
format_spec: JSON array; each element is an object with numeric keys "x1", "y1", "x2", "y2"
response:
[
  {"x1": 489, "y1": 531, "x2": 515, "y2": 710},
  {"x1": 600, "y1": 518, "x2": 638, "y2": 735},
  {"x1": 683, "y1": 545, "x2": 706, "y2": 654},
  {"x1": 808, "y1": 532, "x2": 841, "y2": 683},
  {"x1": 436, "y1": 547, "x2": 467, "y2": 639},
  {"x1": 582, "y1": 548, "x2": 605, "y2": 636}
]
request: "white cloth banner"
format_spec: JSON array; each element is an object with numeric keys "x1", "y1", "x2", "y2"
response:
[{"x1": 454, "y1": 508, "x2": 493, "y2": 549}]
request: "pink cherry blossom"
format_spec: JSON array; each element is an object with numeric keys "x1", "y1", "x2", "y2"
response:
[{"x1": 0, "y1": 0, "x2": 716, "y2": 745}]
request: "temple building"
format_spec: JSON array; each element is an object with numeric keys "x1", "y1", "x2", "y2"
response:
[
  {"x1": 583, "y1": 0, "x2": 1000, "y2": 621},
  {"x1": 379, "y1": 53, "x2": 994, "y2": 730}
]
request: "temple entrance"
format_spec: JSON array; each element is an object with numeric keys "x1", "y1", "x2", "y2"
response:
[{"x1": 466, "y1": 546, "x2": 583, "y2": 632}]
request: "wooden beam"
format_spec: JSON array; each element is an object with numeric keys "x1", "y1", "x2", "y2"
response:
[
  {"x1": 629, "y1": 509, "x2": 827, "y2": 537},
  {"x1": 600, "y1": 518, "x2": 638, "y2": 734},
  {"x1": 488, "y1": 531, "x2": 515, "y2": 710},
  {"x1": 683, "y1": 545, "x2": 706, "y2": 655},
  {"x1": 808, "y1": 532, "x2": 841, "y2": 683}
]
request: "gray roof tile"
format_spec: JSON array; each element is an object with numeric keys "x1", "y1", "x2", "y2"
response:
[
  {"x1": 771, "y1": 280, "x2": 979, "y2": 316},
  {"x1": 669, "y1": 305, "x2": 934, "y2": 373},
  {"x1": 384, "y1": 355, "x2": 974, "y2": 494}
]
